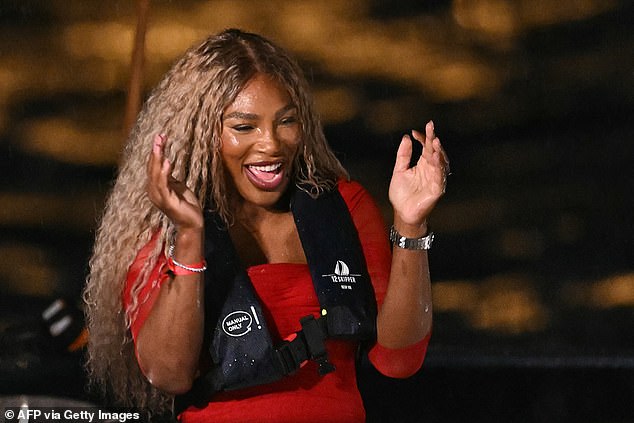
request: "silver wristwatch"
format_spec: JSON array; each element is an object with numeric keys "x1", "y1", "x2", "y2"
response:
[{"x1": 389, "y1": 225, "x2": 434, "y2": 250}]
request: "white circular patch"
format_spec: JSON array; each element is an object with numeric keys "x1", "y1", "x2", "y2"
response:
[{"x1": 221, "y1": 310, "x2": 253, "y2": 337}]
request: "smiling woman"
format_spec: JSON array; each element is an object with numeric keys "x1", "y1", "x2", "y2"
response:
[
  {"x1": 83, "y1": 28, "x2": 448, "y2": 423},
  {"x1": 220, "y1": 74, "x2": 301, "y2": 207}
]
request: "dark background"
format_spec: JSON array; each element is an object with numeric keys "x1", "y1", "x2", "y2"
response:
[{"x1": 1, "y1": 1, "x2": 633, "y2": 421}]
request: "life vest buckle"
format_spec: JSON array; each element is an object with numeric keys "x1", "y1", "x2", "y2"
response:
[
  {"x1": 275, "y1": 338, "x2": 307, "y2": 375},
  {"x1": 300, "y1": 315, "x2": 335, "y2": 376},
  {"x1": 275, "y1": 315, "x2": 337, "y2": 376}
]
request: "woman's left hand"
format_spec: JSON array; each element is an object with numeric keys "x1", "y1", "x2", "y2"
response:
[{"x1": 388, "y1": 120, "x2": 449, "y2": 228}]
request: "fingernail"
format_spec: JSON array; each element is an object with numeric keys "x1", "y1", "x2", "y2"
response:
[{"x1": 153, "y1": 134, "x2": 165, "y2": 152}]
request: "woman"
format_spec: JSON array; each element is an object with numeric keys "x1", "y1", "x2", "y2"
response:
[{"x1": 84, "y1": 29, "x2": 448, "y2": 422}]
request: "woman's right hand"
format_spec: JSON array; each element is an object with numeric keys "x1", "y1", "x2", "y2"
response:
[
  {"x1": 139, "y1": 134, "x2": 205, "y2": 394},
  {"x1": 146, "y1": 134, "x2": 204, "y2": 231}
]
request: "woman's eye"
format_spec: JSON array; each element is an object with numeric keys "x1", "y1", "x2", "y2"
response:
[
  {"x1": 280, "y1": 116, "x2": 297, "y2": 126},
  {"x1": 233, "y1": 124, "x2": 254, "y2": 132}
]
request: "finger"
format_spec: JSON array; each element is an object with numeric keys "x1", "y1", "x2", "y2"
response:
[
  {"x1": 149, "y1": 134, "x2": 173, "y2": 203},
  {"x1": 147, "y1": 134, "x2": 165, "y2": 198},
  {"x1": 147, "y1": 134, "x2": 163, "y2": 174},
  {"x1": 393, "y1": 134, "x2": 413, "y2": 173},
  {"x1": 411, "y1": 120, "x2": 434, "y2": 142},
  {"x1": 430, "y1": 139, "x2": 449, "y2": 193},
  {"x1": 432, "y1": 138, "x2": 451, "y2": 174},
  {"x1": 425, "y1": 120, "x2": 435, "y2": 140},
  {"x1": 158, "y1": 156, "x2": 173, "y2": 195},
  {"x1": 411, "y1": 129, "x2": 425, "y2": 146},
  {"x1": 418, "y1": 121, "x2": 435, "y2": 162},
  {"x1": 425, "y1": 121, "x2": 436, "y2": 158}
]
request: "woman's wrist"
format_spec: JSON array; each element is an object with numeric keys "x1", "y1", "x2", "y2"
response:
[
  {"x1": 171, "y1": 227, "x2": 204, "y2": 264},
  {"x1": 168, "y1": 244, "x2": 207, "y2": 275},
  {"x1": 392, "y1": 214, "x2": 429, "y2": 238}
]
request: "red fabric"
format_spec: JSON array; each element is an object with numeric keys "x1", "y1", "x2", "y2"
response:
[
  {"x1": 123, "y1": 231, "x2": 168, "y2": 349},
  {"x1": 123, "y1": 180, "x2": 429, "y2": 422}
]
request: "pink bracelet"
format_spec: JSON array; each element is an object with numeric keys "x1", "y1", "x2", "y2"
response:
[{"x1": 167, "y1": 245, "x2": 207, "y2": 275}]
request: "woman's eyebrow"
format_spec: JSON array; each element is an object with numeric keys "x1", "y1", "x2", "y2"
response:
[
  {"x1": 275, "y1": 104, "x2": 297, "y2": 119},
  {"x1": 223, "y1": 111, "x2": 258, "y2": 121},
  {"x1": 224, "y1": 104, "x2": 296, "y2": 122}
]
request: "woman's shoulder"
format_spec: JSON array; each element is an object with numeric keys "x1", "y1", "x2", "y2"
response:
[
  {"x1": 336, "y1": 178, "x2": 367, "y2": 198},
  {"x1": 336, "y1": 179, "x2": 376, "y2": 210}
]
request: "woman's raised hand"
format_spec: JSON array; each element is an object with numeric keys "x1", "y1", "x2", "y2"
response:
[
  {"x1": 388, "y1": 121, "x2": 449, "y2": 229},
  {"x1": 146, "y1": 134, "x2": 204, "y2": 231}
]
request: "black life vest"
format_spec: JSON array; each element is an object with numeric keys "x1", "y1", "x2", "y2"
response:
[{"x1": 175, "y1": 185, "x2": 377, "y2": 412}]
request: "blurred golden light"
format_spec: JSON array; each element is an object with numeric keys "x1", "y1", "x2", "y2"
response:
[
  {"x1": 453, "y1": 0, "x2": 619, "y2": 40},
  {"x1": 0, "y1": 60, "x2": 33, "y2": 133},
  {"x1": 63, "y1": 22, "x2": 134, "y2": 61},
  {"x1": 0, "y1": 55, "x2": 128, "y2": 130},
  {"x1": 313, "y1": 87, "x2": 359, "y2": 124},
  {"x1": 146, "y1": 24, "x2": 205, "y2": 60},
  {"x1": 434, "y1": 274, "x2": 549, "y2": 334},
  {"x1": 0, "y1": 2, "x2": 507, "y2": 150},
  {"x1": 0, "y1": 244, "x2": 59, "y2": 298},
  {"x1": 427, "y1": 61, "x2": 500, "y2": 101},
  {"x1": 319, "y1": 31, "x2": 501, "y2": 101},
  {"x1": 471, "y1": 274, "x2": 549, "y2": 333},
  {"x1": 433, "y1": 281, "x2": 479, "y2": 312},
  {"x1": 16, "y1": 117, "x2": 121, "y2": 166},
  {"x1": 453, "y1": 0, "x2": 518, "y2": 38},
  {"x1": 564, "y1": 273, "x2": 634, "y2": 309},
  {"x1": 0, "y1": 192, "x2": 103, "y2": 231},
  {"x1": 589, "y1": 274, "x2": 634, "y2": 308},
  {"x1": 0, "y1": 66, "x2": 18, "y2": 104},
  {"x1": 278, "y1": 5, "x2": 502, "y2": 102}
]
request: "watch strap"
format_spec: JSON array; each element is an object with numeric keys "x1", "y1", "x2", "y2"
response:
[{"x1": 389, "y1": 225, "x2": 434, "y2": 250}]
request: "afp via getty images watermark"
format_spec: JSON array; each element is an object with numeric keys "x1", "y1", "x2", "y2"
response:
[{"x1": 4, "y1": 406, "x2": 142, "y2": 423}]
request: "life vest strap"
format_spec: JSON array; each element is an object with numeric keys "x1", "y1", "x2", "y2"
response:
[{"x1": 275, "y1": 315, "x2": 335, "y2": 376}]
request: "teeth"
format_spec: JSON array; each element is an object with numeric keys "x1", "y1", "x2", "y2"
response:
[{"x1": 248, "y1": 163, "x2": 282, "y2": 172}]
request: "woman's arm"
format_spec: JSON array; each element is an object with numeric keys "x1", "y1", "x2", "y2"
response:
[
  {"x1": 376, "y1": 219, "x2": 432, "y2": 348},
  {"x1": 377, "y1": 120, "x2": 448, "y2": 349},
  {"x1": 135, "y1": 229, "x2": 204, "y2": 394},
  {"x1": 135, "y1": 134, "x2": 206, "y2": 394}
]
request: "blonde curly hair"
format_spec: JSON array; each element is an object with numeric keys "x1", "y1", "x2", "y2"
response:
[{"x1": 83, "y1": 28, "x2": 348, "y2": 414}]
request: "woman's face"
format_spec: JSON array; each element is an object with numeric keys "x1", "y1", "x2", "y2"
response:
[{"x1": 220, "y1": 73, "x2": 301, "y2": 211}]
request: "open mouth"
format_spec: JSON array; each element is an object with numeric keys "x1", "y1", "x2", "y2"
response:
[{"x1": 244, "y1": 162, "x2": 285, "y2": 190}]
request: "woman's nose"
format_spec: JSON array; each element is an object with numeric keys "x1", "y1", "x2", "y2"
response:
[{"x1": 256, "y1": 127, "x2": 281, "y2": 152}]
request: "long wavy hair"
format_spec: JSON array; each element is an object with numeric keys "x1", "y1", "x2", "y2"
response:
[{"x1": 83, "y1": 28, "x2": 347, "y2": 414}]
